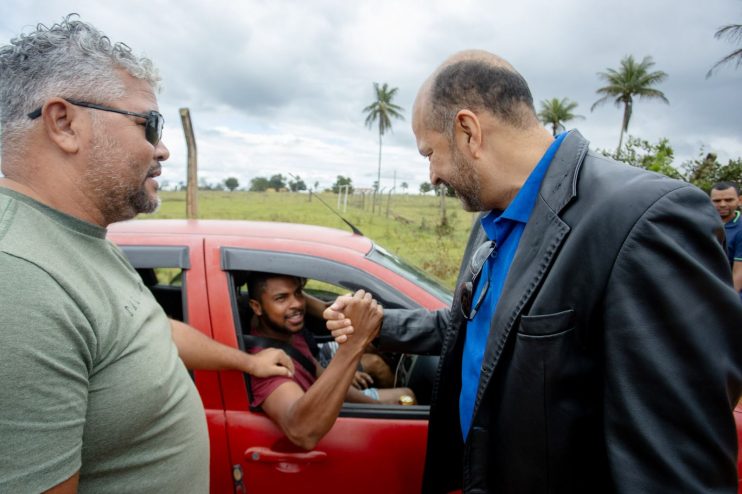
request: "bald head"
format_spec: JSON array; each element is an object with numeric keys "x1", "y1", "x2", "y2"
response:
[
  {"x1": 414, "y1": 50, "x2": 538, "y2": 136},
  {"x1": 441, "y1": 49, "x2": 518, "y2": 73}
]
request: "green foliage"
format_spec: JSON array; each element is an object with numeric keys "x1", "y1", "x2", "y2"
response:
[
  {"x1": 592, "y1": 55, "x2": 669, "y2": 154},
  {"x1": 599, "y1": 136, "x2": 742, "y2": 192},
  {"x1": 268, "y1": 174, "x2": 286, "y2": 190},
  {"x1": 683, "y1": 153, "x2": 742, "y2": 193},
  {"x1": 716, "y1": 158, "x2": 742, "y2": 184},
  {"x1": 288, "y1": 175, "x2": 307, "y2": 192},
  {"x1": 537, "y1": 97, "x2": 583, "y2": 136},
  {"x1": 224, "y1": 177, "x2": 239, "y2": 192},
  {"x1": 419, "y1": 182, "x2": 433, "y2": 194},
  {"x1": 401, "y1": 182, "x2": 409, "y2": 192},
  {"x1": 605, "y1": 136, "x2": 682, "y2": 180},
  {"x1": 707, "y1": 23, "x2": 742, "y2": 77},
  {"x1": 331, "y1": 176, "x2": 354, "y2": 194},
  {"x1": 249, "y1": 176, "x2": 270, "y2": 192},
  {"x1": 363, "y1": 82, "x2": 405, "y2": 137}
]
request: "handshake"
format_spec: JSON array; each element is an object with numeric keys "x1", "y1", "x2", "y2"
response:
[{"x1": 322, "y1": 290, "x2": 383, "y2": 347}]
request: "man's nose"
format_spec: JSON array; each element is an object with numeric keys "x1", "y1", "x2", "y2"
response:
[
  {"x1": 430, "y1": 169, "x2": 441, "y2": 187},
  {"x1": 156, "y1": 140, "x2": 170, "y2": 161}
]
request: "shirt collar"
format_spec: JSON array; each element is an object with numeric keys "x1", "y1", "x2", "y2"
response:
[
  {"x1": 480, "y1": 132, "x2": 567, "y2": 237},
  {"x1": 728, "y1": 210, "x2": 741, "y2": 225}
]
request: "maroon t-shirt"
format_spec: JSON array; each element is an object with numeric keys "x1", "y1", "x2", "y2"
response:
[{"x1": 248, "y1": 333, "x2": 317, "y2": 408}]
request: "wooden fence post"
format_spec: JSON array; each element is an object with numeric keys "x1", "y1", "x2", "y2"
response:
[{"x1": 180, "y1": 108, "x2": 198, "y2": 219}]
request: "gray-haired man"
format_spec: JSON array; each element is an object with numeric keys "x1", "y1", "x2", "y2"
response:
[{"x1": 0, "y1": 14, "x2": 295, "y2": 493}]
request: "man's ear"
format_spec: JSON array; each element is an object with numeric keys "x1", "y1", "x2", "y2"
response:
[
  {"x1": 41, "y1": 98, "x2": 84, "y2": 154},
  {"x1": 453, "y1": 109, "x2": 482, "y2": 158},
  {"x1": 248, "y1": 298, "x2": 262, "y2": 316}
]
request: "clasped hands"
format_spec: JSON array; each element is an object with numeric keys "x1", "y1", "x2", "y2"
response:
[{"x1": 322, "y1": 290, "x2": 383, "y2": 345}]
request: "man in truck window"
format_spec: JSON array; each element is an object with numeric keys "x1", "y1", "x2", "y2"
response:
[{"x1": 244, "y1": 272, "x2": 415, "y2": 450}]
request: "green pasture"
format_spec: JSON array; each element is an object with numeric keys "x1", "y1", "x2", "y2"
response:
[{"x1": 146, "y1": 191, "x2": 477, "y2": 288}]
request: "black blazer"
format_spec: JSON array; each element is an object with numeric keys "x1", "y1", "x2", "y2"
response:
[{"x1": 382, "y1": 130, "x2": 742, "y2": 493}]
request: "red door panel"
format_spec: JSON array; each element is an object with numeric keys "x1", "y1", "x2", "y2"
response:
[
  {"x1": 203, "y1": 237, "x2": 433, "y2": 493},
  {"x1": 227, "y1": 411, "x2": 428, "y2": 493}
]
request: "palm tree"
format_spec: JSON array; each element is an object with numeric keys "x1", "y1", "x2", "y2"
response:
[
  {"x1": 363, "y1": 82, "x2": 404, "y2": 202},
  {"x1": 537, "y1": 97, "x2": 583, "y2": 136},
  {"x1": 591, "y1": 55, "x2": 669, "y2": 156},
  {"x1": 707, "y1": 23, "x2": 742, "y2": 77}
]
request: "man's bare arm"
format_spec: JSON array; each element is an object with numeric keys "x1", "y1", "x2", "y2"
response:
[
  {"x1": 260, "y1": 291, "x2": 382, "y2": 449},
  {"x1": 170, "y1": 319, "x2": 294, "y2": 377}
]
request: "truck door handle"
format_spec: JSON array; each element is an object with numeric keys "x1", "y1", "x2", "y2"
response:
[{"x1": 245, "y1": 447, "x2": 327, "y2": 466}]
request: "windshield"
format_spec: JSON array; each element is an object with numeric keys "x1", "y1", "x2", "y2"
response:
[{"x1": 368, "y1": 244, "x2": 453, "y2": 306}]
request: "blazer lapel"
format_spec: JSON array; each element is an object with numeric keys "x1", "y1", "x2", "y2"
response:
[{"x1": 470, "y1": 130, "x2": 589, "y2": 414}]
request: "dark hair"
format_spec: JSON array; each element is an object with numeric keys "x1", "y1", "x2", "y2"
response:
[
  {"x1": 428, "y1": 60, "x2": 536, "y2": 134},
  {"x1": 247, "y1": 272, "x2": 304, "y2": 300},
  {"x1": 712, "y1": 182, "x2": 739, "y2": 195}
]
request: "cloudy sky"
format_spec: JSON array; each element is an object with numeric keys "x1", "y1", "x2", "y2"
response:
[{"x1": 2, "y1": 0, "x2": 740, "y2": 192}]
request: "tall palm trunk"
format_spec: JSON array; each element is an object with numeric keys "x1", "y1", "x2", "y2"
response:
[
  {"x1": 377, "y1": 129, "x2": 382, "y2": 192},
  {"x1": 616, "y1": 99, "x2": 633, "y2": 157},
  {"x1": 363, "y1": 82, "x2": 404, "y2": 213},
  {"x1": 616, "y1": 121, "x2": 625, "y2": 157},
  {"x1": 374, "y1": 131, "x2": 382, "y2": 212}
]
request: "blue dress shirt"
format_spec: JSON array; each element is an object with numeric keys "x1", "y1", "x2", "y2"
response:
[{"x1": 459, "y1": 132, "x2": 567, "y2": 440}]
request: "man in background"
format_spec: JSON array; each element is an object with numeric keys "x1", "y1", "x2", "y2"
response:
[{"x1": 711, "y1": 181, "x2": 742, "y2": 295}]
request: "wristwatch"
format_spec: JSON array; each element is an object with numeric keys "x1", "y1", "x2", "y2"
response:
[{"x1": 398, "y1": 394, "x2": 415, "y2": 406}]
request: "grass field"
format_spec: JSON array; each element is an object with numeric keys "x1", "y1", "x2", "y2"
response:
[{"x1": 146, "y1": 190, "x2": 478, "y2": 288}]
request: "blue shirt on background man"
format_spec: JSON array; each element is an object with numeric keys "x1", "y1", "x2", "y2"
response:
[
  {"x1": 723, "y1": 210, "x2": 742, "y2": 300},
  {"x1": 459, "y1": 132, "x2": 567, "y2": 439},
  {"x1": 724, "y1": 210, "x2": 742, "y2": 267}
]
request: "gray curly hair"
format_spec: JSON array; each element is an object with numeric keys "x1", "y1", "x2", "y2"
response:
[{"x1": 0, "y1": 13, "x2": 160, "y2": 152}]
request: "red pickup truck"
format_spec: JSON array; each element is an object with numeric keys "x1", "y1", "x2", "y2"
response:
[
  {"x1": 108, "y1": 219, "x2": 742, "y2": 494},
  {"x1": 109, "y1": 219, "x2": 447, "y2": 493}
]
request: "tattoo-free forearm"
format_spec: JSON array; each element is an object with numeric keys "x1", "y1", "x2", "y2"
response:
[{"x1": 276, "y1": 341, "x2": 367, "y2": 449}]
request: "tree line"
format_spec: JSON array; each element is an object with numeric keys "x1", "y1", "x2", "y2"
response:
[
  {"x1": 216, "y1": 174, "x2": 360, "y2": 194},
  {"x1": 206, "y1": 174, "x2": 311, "y2": 192}
]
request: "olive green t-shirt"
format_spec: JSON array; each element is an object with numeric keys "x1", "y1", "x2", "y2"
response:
[{"x1": 0, "y1": 188, "x2": 209, "y2": 493}]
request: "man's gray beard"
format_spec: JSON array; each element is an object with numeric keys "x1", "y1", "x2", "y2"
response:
[
  {"x1": 132, "y1": 189, "x2": 161, "y2": 215},
  {"x1": 85, "y1": 131, "x2": 160, "y2": 224},
  {"x1": 450, "y1": 145, "x2": 484, "y2": 212}
]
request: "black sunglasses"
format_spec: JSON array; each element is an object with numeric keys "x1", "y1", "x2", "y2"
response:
[
  {"x1": 455, "y1": 240, "x2": 497, "y2": 320},
  {"x1": 27, "y1": 98, "x2": 164, "y2": 145}
]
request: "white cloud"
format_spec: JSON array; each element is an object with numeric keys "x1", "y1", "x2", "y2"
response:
[{"x1": 2, "y1": 0, "x2": 740, "y2": 190}]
